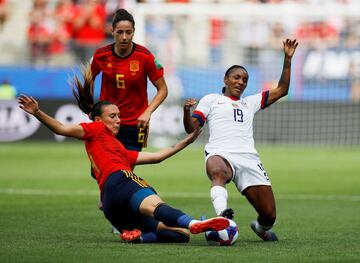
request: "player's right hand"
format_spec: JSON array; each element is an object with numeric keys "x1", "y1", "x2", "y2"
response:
[
  {"x1": 18, "y1": 94, "x2": 40, "y2": 115},
  {"x1": 184, "y1": 98, "x2": 197, "y2": 110}
]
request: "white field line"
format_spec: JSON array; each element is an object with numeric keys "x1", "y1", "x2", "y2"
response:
[{"x1": 0, "y1": 188, "x2": 359, "y2": 202}]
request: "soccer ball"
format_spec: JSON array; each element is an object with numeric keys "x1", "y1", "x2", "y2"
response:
[{"x1": 205, "y1": 219, "x2": 239, "y2": 246}]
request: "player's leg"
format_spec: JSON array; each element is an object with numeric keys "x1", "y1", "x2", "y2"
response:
[
  {"x1": 243, "y1": 185, "x2": 278, "y2": 241},
  {"x1": 123, "y1": 220, "x2": 190, "y2": 243},
  {"x1": 120, "y1": 187, "x2": 229, "y2": 242},
  {"x1": 102, "y1": 170, "x2": 151, "y2": 235},
  {"x1": 206, "y1": 154, "x2": 234, "y2": 218},
  {"x1": 232, "y1": 153, "x2": 277, "y2": 241},
  {"x1": 138, "y1": 193, "x2": 229, "y2": 234}
]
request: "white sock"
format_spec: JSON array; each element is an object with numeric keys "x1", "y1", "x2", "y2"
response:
[
  {"x1": 210, "y1": 185, "x2": 228, "y2": 216},
  {"x1": 189, "y1": 219, "x2": 199, "y2": 227},
  {"x1": 254, "y1": 221, "x2": 272, "y2": 233}
]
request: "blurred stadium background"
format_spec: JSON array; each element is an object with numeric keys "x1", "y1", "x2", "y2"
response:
[{"x1": 0, "y1": 0, "x2": 359, "y2": 146}]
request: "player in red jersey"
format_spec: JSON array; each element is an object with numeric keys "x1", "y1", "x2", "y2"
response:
[
  {"x1": 90, "y1": 9, "x2": 169, "y2": 233},
  {"x1": 17, "y1": 69, "x2": 229, "y2": 244},
  {"x1": 91, "y1": 8, "x2": 168, "y2": 151}
]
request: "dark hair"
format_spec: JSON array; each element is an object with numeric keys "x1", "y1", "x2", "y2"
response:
[
  {"x1": 112, "y1": 8, "x2": 135, "y2": 28},
  {"x1": 70, "y1": 64, "x2": 112, "y2": 121},
  {"x1": 222, "y1": 65, "x2": 248, "y2": 93},
  {"x1": 225, "y1": 65, "x2": 248, "y2": 77}
]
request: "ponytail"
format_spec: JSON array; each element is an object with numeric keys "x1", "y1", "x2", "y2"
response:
[
  {"x1": 70, "y1": 64, "x2": 95, "y2": 118},
  {"x1": 70, "y1": 64, "x2": 113, "y2": 121}
]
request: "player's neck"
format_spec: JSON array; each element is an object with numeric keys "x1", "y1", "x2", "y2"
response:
[
  {"x1": 114, "y1": 42, "x2": 133, "y2": 58},
  {"x1": 224, "y1": 93, "x2": 240, "y2": 101}
]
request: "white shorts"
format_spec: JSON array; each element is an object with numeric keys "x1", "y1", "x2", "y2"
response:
[{"x1": 205, "y1": 151, "x2": 271, "y2": 193}]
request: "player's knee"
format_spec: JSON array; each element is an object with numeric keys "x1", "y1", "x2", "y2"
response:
[
  {"x1": 208, "y1": 167, "x2": 230, "y2": 184},
  {"x1": 139, "y1": 195, "x2": 164, "y2": 216}
]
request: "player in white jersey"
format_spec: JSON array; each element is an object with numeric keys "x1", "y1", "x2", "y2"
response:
[{"x1": 183, "y1": 39, "x2": 298, "y2": 242}]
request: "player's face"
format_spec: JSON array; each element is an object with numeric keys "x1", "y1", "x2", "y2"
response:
[
  {"x1": 99, "y1": 104, "x2": 121, "y2": 135},
  {"x1": 224, "y1": 68, "x2": 248, "y2": 98},
  {"x1": 112, "y1": 21, "x2": 135, "y2": 51}
]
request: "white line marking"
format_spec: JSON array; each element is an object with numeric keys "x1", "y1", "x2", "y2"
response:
[{"x1": 0, "y1": 188, "x2": 359, "y2": 202}]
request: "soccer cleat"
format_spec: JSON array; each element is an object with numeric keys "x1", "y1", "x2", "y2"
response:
[
  {"x1": 120, "y1": 229, "x2": 142, "y2": 243},
  {"x1": 220, "y1": 208, "x2": 234, "y2": 219},
  {"x1": 189, "y1": 217, "x2": 229, "y2": 234},
  {"x1": 250, "y1": 221, "x2": 278, "y2": 241}
]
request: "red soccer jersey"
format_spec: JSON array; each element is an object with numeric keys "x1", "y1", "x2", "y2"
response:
[
  {"x1": 91, "y1": 43, "x2": 164, "y2": 126},
  {"x1": 80, "y1": 122, "x2": 139, "y2": 192}
]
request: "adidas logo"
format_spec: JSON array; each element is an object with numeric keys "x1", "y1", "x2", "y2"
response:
[{"x1": 107, "y1": 62, "x2": 112, "y2": 67}]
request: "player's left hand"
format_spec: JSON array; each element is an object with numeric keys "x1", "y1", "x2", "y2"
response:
[
  {"x1": 283, "y1": 39, "x2": 298, "y2": 58},
  {"x1": 137, "y1": 110, "x2": 151, "y2": 129}
]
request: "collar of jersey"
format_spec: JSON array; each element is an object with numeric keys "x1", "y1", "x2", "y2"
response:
[
  {"x1": 225, "y1": 95, "x2": 240, "y2": 101},
  {"x1": 112, "y1": 42, "x2": 135, "y2": 59}
]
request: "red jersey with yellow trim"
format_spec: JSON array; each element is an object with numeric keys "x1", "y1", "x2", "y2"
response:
[
  {"x1": 80, "y1": 122, "x2": 139, "y2": 192},
  {"x1": 91, "y1": 43, "x2": 164, "y2": 126}
]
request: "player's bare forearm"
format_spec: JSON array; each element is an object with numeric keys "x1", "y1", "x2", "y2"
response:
[
  {"x1": 267, "y1": 39, "x2": 298, "y2": 105},
  {"x1": 33, "y1": 110, "x2": 84, "y2": 138},
  {"x1": 138, "y1": 78, "x2": 168, "y2": 128},
  {"x1": 145, "y1": 89, "x2": 167, "y2": 116},
  {"x1": 148, "y1": 77, "x2": 168, "y2": 113},
  {"x1": 136, "y1": 128, "x2": 201, "y2": 164},
  {"x1": 183, "y1": 98, "x2": 197, "y2": 133},
  {"x1": 277, "y1": 56, "x2": 292, "y2": 95},
  {"x1": 18, "y1": 95, "x2": 84, "y2": 139},
  {"x1": 183, "y1": 109, "x2": 195, "y2": 134}
]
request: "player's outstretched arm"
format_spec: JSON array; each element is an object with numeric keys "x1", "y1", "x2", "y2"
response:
[
  {"x1": 18, "y1": 94, "x2": 85, "y2": 139},
  {"x1": 135, "y1": 127, "x2": 202, "y2": 165},
  {"x1": 267, "y1": 39, "x2": 299, "y2": 106}
]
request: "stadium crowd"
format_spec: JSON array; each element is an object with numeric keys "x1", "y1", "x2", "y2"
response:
[{"x1": 0, "y1": 0, "x2": 357, "y2": 66}]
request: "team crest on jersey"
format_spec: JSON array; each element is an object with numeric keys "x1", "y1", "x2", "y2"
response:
[
  {"x1": 130, "y1": 60, "x2": 140, "y2": 75},
  {"x1": 232, "y1": 103, "x2": 239, "y2": 108}
]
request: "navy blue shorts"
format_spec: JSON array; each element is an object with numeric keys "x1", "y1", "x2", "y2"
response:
[
  {"x1": 116, "y1": 125, "x2": 149, "y2": 151},
  {"x1": 102, "y1": 170, "x2": 159, "y2": 232}
]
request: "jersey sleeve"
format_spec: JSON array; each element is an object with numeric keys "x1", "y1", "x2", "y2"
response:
[
  {"x1": 90, "y1": 53, "x2": 101, "y2": 79},
  {"x1": 192, "y1": 94, "x2": 217, "y2": 126},
  {"x1": 146, "y1": 52, "x2": 164, "y2": 83},
  {"x1": 126, "y1": 149, "x2": 140, "y2": 166},
  {"x1": 260, "y1": 90, "x2": 270, "y2": 109},
  {"x1": 245, "y1": 91, "x2": 269, "y2": 113},
  {"x1": 80, "y1": 122, "x2": 103, "y2": 140}
]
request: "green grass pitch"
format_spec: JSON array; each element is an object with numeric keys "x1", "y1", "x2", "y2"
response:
[{"x1": 0, "y1": 142, "x2": 359, "y2": 263}]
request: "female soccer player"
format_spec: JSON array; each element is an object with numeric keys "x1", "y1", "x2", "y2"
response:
[
  {"x1": 90, "y1": 8, "x2": 168, "y2": 151},
  {"x1": 90, "y1": 9, "x2": 168, "y2": 233},
  {"x1": 183, "y1": 39, "x2": 299, "y2": 241},
  {"x1": 17, "y1": 70, "x2": 229, "y2": 244}
]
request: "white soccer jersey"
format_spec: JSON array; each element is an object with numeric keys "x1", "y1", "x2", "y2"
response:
[{"x1": 193, "y1": 92, "x2": 268, "y2": 154}]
